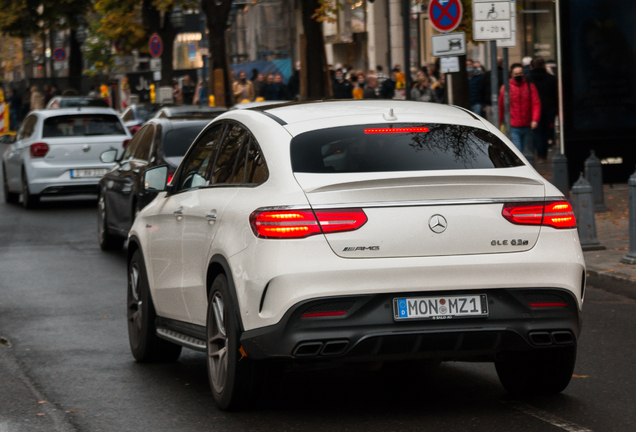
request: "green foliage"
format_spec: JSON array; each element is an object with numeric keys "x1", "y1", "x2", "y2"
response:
[{"x1": 0, "y1": 0, "x2": 91, "y2": 38}]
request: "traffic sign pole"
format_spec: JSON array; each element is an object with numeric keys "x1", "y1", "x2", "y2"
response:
[{"x1": 490, "y1": 41, "x2": 499, "y2": 128}]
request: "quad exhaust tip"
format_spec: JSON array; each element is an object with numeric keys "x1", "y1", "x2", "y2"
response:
[
  {"x1": 528, "y1": 331, "x2": 574, "y2": 346},
  {"x1": 293, "y1": 340, "x2": 349, "y2": 357}
]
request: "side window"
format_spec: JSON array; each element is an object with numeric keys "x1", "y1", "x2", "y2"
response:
[
  {"x1": 121, "y1": 108, "x2": 134, "y2": 122},
  {"x1": 177, "y1": 124, "x2": 226, "y2": 192},
  {"x1": 244, "y1": 138, "x2": 269, "y2": 184},
  {"x1": 121, "y1": 126, "x2": 146, "y2": 160},
  {"x1": 212, "y1": 124, "x2": 247, "y2": 184},
  {"x1": 18, "y1": 115, "x2": 37, "y2": 140},
  {"x1": 231, "y1": 134, "x2": 249, "y2": 184},
  {"x1": 133, "y1": 124, "x2": 154, "y2": 162}
]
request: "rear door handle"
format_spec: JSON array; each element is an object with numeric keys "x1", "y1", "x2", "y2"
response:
[
  {"x1": 206, "y1": 210, "x2": 217, "y2": 224},
  {"x1": 174, "y1": 208, "x2": 184, "y2": 220}
]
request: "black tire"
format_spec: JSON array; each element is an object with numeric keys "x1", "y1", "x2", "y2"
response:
[
  {"x1": 207, "y1": 274, "x2": 269, "y2": 410},
  {"x1": 127, "y1": 249, "x2": 182, "y2": 362},
  {"x1": 2, "y1": 166, "x2": 19, "y2": 204},
  {"x1": 98, "y1": 194, "x2": 125, "y2": 251},
  {"x1": 21, "y1": 170, "x2": 39, "y2": 209},
  {"x1": 495, "y1": 346, "x2": 576, "y2": 396}
]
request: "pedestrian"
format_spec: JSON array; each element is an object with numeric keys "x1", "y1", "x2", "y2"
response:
[
  {"x1": 8, "y1": 87, "x2": 22, "y2": 131},
  {"x1": 479, "y1": 57, "x2": 505, "y2": 124},
  {"x1": 522, "y1": 56, "x2": 533, "y2": 80},
  {"x1": 173, "y1": 79, "x2": 183, "y2": 104},
  {"x1": 467, "y1": 58, "x2": 483, "y2": 115},
  {"x1": 51, "y1": 85, "x2": 61, "y2": 97},
  {"x1": 288, "y1": 62, "x2": 300, "y2": 100},
  {"x1": 411, "y1": 71, "x2": 438, "y2": 102},
  {"x1": 528, "y1": 57, "x2": 558, "y2": 162},
  {"x1": 253, "y1": 73, "x2": 265, "y2": 97},
  {"x1": 499, "y1": 63, "x2": 541, "y2": 153},
  {"x1": 432, "y1": 74, "x2": 446, "y2": 104},
  {"x1": 363, "y1": 76, "x2": 379, "y2": 99},
  {"x1": 233, "y1": 70, "x2": 255, "y2": 102},
  {"x1": 181, "y1": 75, "x2": 195, "y2": 104},
  {"x1": 353, "y1": 74, "x2": 365, "y2": 99},
  {"x1": 30, "y1": 86, "x2": 44, "y2": 111},
  {"x1": 260, "y1": 74, "x2": 284, "y2": 101},
  {"x1": 43, "y1": 85, "x2": 52, "y2": 106},
  {"x1": 379, "y1": 69, "x2": 397, "y2": 99},
  {"x1": 274, "y1": 74, "x2": 289, "y2": 100},
  {"x1": 332, "y1": 69, "x2": 353, "y2": 99},
  {"x1": 375, "y1": 65, "x2": 389, "y2": 93}
]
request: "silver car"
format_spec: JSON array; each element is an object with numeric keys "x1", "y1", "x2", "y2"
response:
[{"x1": 2, "y1": 107, "x2": 131, "y2": 208}]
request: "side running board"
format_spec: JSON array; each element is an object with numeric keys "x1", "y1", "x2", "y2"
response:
[{"x1": 156, "y1": 328, "x2": 206, "y2": 352}]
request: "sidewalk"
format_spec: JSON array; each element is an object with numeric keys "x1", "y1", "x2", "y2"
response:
[{"x1": 537, "y1": 146, "x2": 636, "y2": 300}]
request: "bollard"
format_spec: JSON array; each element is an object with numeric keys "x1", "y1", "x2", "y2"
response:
[
  {"x1": 572, "y1": 173, "x2": 605, "y2": 251},
  {"x1": 584, "y1": 150, "x2": 609, "y2": 212},
  {"x1": 621, "y1": 167, "x2": 636, "y2": 264},
  {"x1": 551, "y1": 151, "x2": 569, "y2": 197}
]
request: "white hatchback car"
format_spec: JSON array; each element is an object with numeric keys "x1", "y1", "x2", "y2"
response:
[
  {"x1": 2, "y1": 107, "x2": 131, "y2": 208},
  {"x1": 127, "y1": 101, "x2": 585, "y2": 409}
]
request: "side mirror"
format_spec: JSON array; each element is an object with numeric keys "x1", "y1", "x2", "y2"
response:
[
  {"x1": 100, "y1": 149, "x2": 118, "y2": 163},
  {"x1": 144, "y1": 165, "x2": 169, "y2": 192}
]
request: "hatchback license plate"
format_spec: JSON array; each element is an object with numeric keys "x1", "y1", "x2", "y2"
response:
[
  {"x1": 70, "y1": 169, "x2": 108, "y2": 178},
  {"x1": 394, "y1": 295, "x2": 488, "y2": 321}
]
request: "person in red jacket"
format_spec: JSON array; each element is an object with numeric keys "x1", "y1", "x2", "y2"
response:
[{"x1": 499, "y1": 63, "x2": 541, "y2": 153}]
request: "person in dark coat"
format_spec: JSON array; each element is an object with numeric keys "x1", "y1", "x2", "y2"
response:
[
  {"x1": 528, "y1": 57, "x2": 558, "y2": 162},
  {"x1": 363, "y1": 76, "x2": 379, "y2": 99},
  {"x1": 181, "y1": 75, "x2": 195, "y2": 104},
  {"x1": 379, "y1": 70, "x2": 397, "y2": 99},
  {"x1": 332, "y1": 70, "x2": 353, "y2": 99},
  {"x1": 467, "y1": 59, "x2": 483, "y2": 115}
]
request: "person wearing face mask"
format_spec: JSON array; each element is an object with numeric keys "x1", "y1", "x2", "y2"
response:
[
  {"x1": 499, "y1": 63, "x2": 541, "y2": 152},
  {"x1": 332, "y1": 70, "x2": 353, "y2": 99}
]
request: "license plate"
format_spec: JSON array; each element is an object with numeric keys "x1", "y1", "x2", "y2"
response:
[
  {"x1": 70, "y1": 169, "x2": 108, "y2": 178},
  {"x1": 394, "y1": 294, "x2": 488, "y2": 321}
]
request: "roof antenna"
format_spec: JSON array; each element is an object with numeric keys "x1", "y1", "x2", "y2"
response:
[{"x1": 383, "y1": 108, "x2": 397, "y2": 121}]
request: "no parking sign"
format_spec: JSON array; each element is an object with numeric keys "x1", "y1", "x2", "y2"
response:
[
  {"x1": 428, "y1": 0, "x2": 463, "y2": 33},
  {"x1": 148, "y1": 33, "x2": 163, "y2": 58}
]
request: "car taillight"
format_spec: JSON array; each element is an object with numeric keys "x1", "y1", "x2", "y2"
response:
[
  {"x1": 502, "y1": 201, "x2": 576, "y2": 229},
  {"x1": 30, "y1": 142, "x2": 49, "y2": 158},
  {"x1": 129, "y1": 125, "x2": 141, "y2": 135},
  {"x1": 249, "y1": 208, "x2": 367, "y2": 239},
  {"x1": 123, "y1": 139, "x2": 131, "y2": 148}
]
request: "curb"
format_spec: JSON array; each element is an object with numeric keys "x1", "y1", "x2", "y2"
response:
[{"x1": 586, "y1": 268, "x2": 636, "y2": 301}]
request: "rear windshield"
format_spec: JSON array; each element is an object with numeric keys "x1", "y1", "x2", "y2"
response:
[
  {"x1": 59, "y1": 99, "x2": 110, "y2": 108},
  {"x1": 42, "y1": 114, "x2": 126, "y2": 137},
  {"x1": 163, "y1": 125, "x2": 206, "y2": 157},
  {"x1": 290, "y1": 123, "x2": 523, "y2": 173}
]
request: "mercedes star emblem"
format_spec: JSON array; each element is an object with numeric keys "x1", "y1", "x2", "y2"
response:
[
  {"x1": 428, "y1": 214, "x2": 447, "y2": 234},
  {"x1": 82, "y1": 145, "x2": 91, "y2": 153}
]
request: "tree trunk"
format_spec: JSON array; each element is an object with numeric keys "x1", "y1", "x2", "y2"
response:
[
  {"x1": 69, "y1": 30, "x2": 83, "y2": 91},
  {"x1": 202, "y1": 0, "x2": 235, "y2": 107},
  {"x1": 450, "y1": 55, "x2": 470, "y2": 109},
  {"x1": 300, "y1": 0, "x2": 330, "y2": 100}
]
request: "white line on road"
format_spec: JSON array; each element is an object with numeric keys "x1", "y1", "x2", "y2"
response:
[{"x1": 503, "y1": 401, "x2": 593, "y2": 432}]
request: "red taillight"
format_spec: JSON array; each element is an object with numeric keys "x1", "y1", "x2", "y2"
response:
[
  {"x1": 365, "y1": 127, "x2": 429, "y2": 134},
  {"x1": 502, "y1": 201, "x2": 575, "y2": 229},
  {"x1": 123, "y1": 139, "x2": 131, "y2": 149},
  {"x1": 249, "y1": 208, "x2": 367, "y2": 239},
  {"x1": 129, "y1": 125, "x2": 141, "y2": 135},
  {"x1": 529, "y1": 302, "x2": 568, "y2": 308},
  {"x1": 30, "y1": 142, "x2": 49, "y2": 158}
]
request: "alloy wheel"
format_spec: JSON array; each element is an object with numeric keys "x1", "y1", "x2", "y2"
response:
[
  {"x1": 208, "y1": 292, "x2": 228, "y2": 394},
  {"x1": 128, "y1": 263, "x2": 142, "y2": 348}
]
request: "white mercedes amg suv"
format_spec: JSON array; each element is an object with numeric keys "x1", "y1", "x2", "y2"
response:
[{"x1": 127, "y1": 101, "x2": 585, "y2": 409}]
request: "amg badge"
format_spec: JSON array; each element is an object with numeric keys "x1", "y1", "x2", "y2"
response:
[{"x1": 343, "y1": 246, "x2": 380, "y2": 251}]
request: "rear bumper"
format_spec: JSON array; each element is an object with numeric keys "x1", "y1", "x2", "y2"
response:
[
  {"x1": 240, "y1": 288, "x2": 582, "y2": 362},
  {"x1": 26, "y1": 161, "x2": 113, "y2": 195}
]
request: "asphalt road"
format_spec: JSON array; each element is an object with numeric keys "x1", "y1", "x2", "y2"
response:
[{"x1": 1, "y1": 148, "x2": 635, "y2": 432}]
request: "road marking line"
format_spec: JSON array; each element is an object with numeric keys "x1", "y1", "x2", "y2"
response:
[{"x1": 504, "y1": 401, "x2": 593, "y2": 432}]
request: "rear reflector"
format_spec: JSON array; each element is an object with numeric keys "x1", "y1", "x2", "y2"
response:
[
  {"x1": 529, "y1": 302, "x2": 568, "y2": 308},
  {"x1": 365, "y1": 127, "x2": 429, "y2": 134},
  {"x1": 30, "y1": 142, "x2": 49, "y2": 158},
  {"x1": 250, "y1": 208, "x2": 367, "y2": 239},
  {"x1": 502, "y1": 200, "x2": 575, "y2": 229},
  {"x1": 301, "y1": 311, "x2": 348, "y2": 318}
]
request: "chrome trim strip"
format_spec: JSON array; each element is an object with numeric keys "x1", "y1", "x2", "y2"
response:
[
  {"x1": 156, "y1": 328, "x2": 206, "y2": 352},
  {"x1": 255, "y1": 197, "x2": 566, "y2": 212}
]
